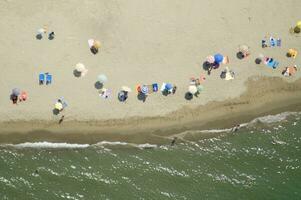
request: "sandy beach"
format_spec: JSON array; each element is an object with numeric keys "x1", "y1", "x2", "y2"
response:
[{"x1": 0, "y1": 0, "x2": 300, "y2": 144}]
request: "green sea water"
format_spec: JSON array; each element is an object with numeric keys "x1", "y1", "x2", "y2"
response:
[{"x1": 0, "y1": 112, "x2": 300, "y2": 200}]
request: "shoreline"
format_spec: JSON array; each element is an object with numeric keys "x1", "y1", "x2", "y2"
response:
[{"x1": 1, "y1": 76, "x2": 301, "y2": 145}]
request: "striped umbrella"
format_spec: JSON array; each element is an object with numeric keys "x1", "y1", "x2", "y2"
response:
[
  {"x1": 206, "y1": 55, "x2": 215, "y2": 64},
  {"x1": 141, "y1": 85, "x2": 148, "y2": 94}
]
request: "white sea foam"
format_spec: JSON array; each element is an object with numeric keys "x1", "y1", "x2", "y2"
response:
[
  {"x1": 2, "y1": 142, "x2": 90, "y2": 149},
  {"x1": 250, "y1": 112, "x2": 300, "y2": 124}
]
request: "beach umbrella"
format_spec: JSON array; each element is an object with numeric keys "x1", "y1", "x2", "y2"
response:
[
  {"x1": 54, "y1": 102, "x2": 63, "y2": 110},
  {"x1": 93, "y1": 40, "x2": 101, "y2": 49},
  {"x1": 287, "y1": 66, "x2": 297, "y2": 75},
  {"x1": 238, "y1": 45, "x2": 249, "y2": 53},
  {"x1": 20, "y1": 91, "x2": 27, "y2": 100},
  {"x1": 121, "y1": 86, "x2": 132, "y2": 92},
  {"x1": 97, "y1": 74, "x2": 108, "y2": 83},
  {"x1": 297, "y1": 21, "x2": 301, "y2": 28},
  {"x1": 75, "y1": 63, "x2": 86, "y2": 72},
  {"x1": 118, "y1": 91, "x2": 127, "y2": 102},
  {"x1": 37, "y1": 28, "x2": 46, "y2": 35},
  {"x1": 141, "y1": 85, "x2": 149, "y2": 94},
  {"x1": 165, "y1": 83, "x2": 173, "y2": 91},
  {"x1": 12, "y1": 88, "x2": 20, "y2": 96},
  {"x1": 188, "y1": 85, "x2": 197, "y2": 94},
  {"x1": 214, "y1": 53, "x2": 224, "y2": 64},
  {"x1": 206, "y1": 55, "x2": 215, "y2": 64}
]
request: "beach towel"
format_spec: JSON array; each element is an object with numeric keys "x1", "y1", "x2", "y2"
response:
[{"x1": 277, "y1": 38, "x2": 281, "y2": 47}]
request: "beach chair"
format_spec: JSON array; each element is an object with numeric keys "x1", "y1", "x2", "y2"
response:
[
  {"x1": 152, "y1": 83, "x2": 158, "y2": 92},
  {"x1": 39, "y1": 73, "x2": 45, "y2": 85},
  {"x1": 267, "y1": 59, "x2": 279, "y2": 69},
  {"x1": 276, "y1": 38, "x2": 281, "y2": 47},
  {"x1": 46, "y1": 73, "x2": 52, "y2": 85},
  {"x1": 269, "y1": 37, "x2": 276, "y2": 47}
]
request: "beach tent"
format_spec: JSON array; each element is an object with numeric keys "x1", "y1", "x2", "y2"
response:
[{"x1": 97, "y1": 74, "x2": 108, "y2": 84}]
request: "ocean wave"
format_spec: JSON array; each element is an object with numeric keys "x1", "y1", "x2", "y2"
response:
[
  {"x1": 1, "y1": 141, "x2": 157, "y2": 149},
  {"x1": 2, "y1": 142, "x2": 90, "y2": 149},
  {"x1": 250, "y1": 112, "x2": 300, "y2": 124}
]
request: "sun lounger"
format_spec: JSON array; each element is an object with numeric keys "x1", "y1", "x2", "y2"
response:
[
  {"x1": 46, "y1": 73, "x2": 52, "y2": 85},
  {"x1": 277, "y1": 38, "x2": 281, "y2": 47},
  {"x1": 270, "y1": 37, "x2": 276, "y2": 47},
  {"x1": 267, "y1": 58, "x2": 279, "y2": 69},
  {"x1": 39, "y1": 73, "x2": 45, "y2": 85}
]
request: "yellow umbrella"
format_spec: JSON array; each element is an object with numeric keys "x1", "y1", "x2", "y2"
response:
[
  {"x1": 93, "y1": 40, "x2": 101, "y2": 49},
  {"x1": 55, "y1": 102, "x2": 63, "y2": 110},
  {"x1": 297, "y1": 21, "x2": 301, "y2": 28}
]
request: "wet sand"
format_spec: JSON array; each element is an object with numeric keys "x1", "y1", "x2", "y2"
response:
[{"x1": 1, "y1": 77, "x2": 301, "y2": 145}]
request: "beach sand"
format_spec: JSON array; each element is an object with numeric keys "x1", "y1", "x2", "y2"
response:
[{"x1": 0, "y1": 0, "x2": 300, "y2": 144}]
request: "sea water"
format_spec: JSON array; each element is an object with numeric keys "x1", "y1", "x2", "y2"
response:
[{"x1": 0, "y1": 113, "x2": 300, "y2": 200}]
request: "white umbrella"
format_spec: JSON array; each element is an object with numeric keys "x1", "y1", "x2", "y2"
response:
[
  {"x1": 75, "y1": 63, "x2": 86, "y2": 72},
  {"x1": 97, "y1": 74, "x2": 108, "y2": 83},
  {"x1": 37, "y1": 28, "x2": 46, "y2": 35},
  {"x1": 121, "y1": 86, "x2": 132, "y2": 92},
  {"x1": 188, "y1": 85, "x2": 198, "y2": 94}
]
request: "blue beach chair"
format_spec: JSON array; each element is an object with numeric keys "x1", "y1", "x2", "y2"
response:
[
  {"x1": 267, "y1": 59, "x2": 279, "y2": 69},
  {"x1": 39, "y1": 73, "x2": 45, "y2": 85},
  {"x1": 46, "y1": 73, "x2": 52, "y2": 85},
  {"x1": 152, "y1": 83, "x2": 158, "y2": 92}
]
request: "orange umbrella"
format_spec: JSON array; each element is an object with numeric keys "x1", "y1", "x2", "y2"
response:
[
  {"x1": 20, "y1": 91, "x2": 27, "y2": 101},
  {"x1": 287, "y1": 66, "x2": 297, "y2": 75}
]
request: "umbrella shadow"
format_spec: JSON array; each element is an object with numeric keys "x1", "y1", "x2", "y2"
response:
[
  {"x1": 52, "y1": 109, "x2": 60, "y2": 115},
  {"x1": 48, "y1": 35, "x2": 54, "y2": 40},
  {"x1": 255, "y1": 58, "x2": 262, "y2": 64},
  {"x1": 236, "y1": 52, "x2": 244, "y2": 60},
  {"x1": 202, "y1": 61, "x2": 212, "y2": 71},
  {"x1": 73, "y1": 70, "x2": 81, "y2": 78},
  {"x1": 161, "y1": 90, "x2": 169, "y2": 96},
  {"x1": 90, "y1": 47, "x2": 98, "y2": 55},
  {"x1": 94, "y1": 82, "x2": 103, "y2": 89},
  {"x1": 36, "y1": 34, "x2": 42, "y2": 40},
  {"x1": 185, "y1": 92, "x2": 193, "y2": 101},
  {"x1": 137, "y1": 93, "x2": 147, "y2": 102}
]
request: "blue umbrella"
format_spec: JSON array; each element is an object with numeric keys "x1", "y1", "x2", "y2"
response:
[
  {"x1": 141, "y1": 85, "x2": 148, "y2": 94},
  {"x1": 165, "y1": 83, "x2": 173, "y2": 91},
  {"x1": 118, "y1": 91, "x2": 127, "y2": 102},
  {"x1": 12, "y1": 88, "x2": 20, "y2": 96},
  {"x1": 214, "y1": 53, "x2": 224, "y2": 64}
]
